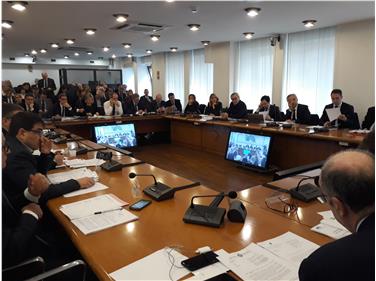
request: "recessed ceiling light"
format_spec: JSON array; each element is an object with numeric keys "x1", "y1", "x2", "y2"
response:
[
  {"x1": 50, "y1": 43, "x2": 59, "y2": 48},
  {"x1": 146, "y1": 49, "x2": 152, "y2": 54},
  {"x1": 24, "y1": 53, "x2": 30, "y2": 57},
  {"x1": 245, "y1": 7, "x2": 261, "y2": 17},
  {"x1": 123, "y1": 43, "x2": 132, "y2": 48},
  {"x1": 103, "y1": 46, "x2": 110, "y2": 52},
  {"x1": 74, "y1": 52, "x2": 79, "y2": 56},
  {"x1": 40, "y1": 49, "x2": 47, "y2": 54},
  {"x1": 302, "y1": 20, "x2": 317, "y2": 28},
  {"x1": 87, "y1": 51, "x2": 93, "y2": 55},
  {"x1": 64, "y1": 55, "x2": 69, "y2": 59},
  {"x1": 188, "y1": 24, "x2": 200, "y2": 31},
  {"x1": 84, "y1": 28, "x2": 96, "y2": 35},
  {"x1": 2, "y1": 20, "x2": 14, "y2": 29},
  {"x1": 111, "y1": 54, "x2": 116, "y2": 58},
  {"x1": 10, "y1": 1, "x2": 28, "y2": 12},
  {"x1": 65, "y1": 39, "x2": 75, "y2": 44},
  {"x1": 243, "y1": 32, "x2": 254, "y2": 39},
  {"x1": 113, "y1": 14, "x2": 128, "y2": 23},
  {"x1": 170, "y1": 47, "x2": 178, "y2": 52},
  {"x1": 166, "y1": 0, "x2": 175, "y2": 2},
  {"x1": 201, "y1": 41, "x2": 210, "y2": 46},
  {"x1": 31, "y1": 49, "x2": 37, "y2": 55},
  {"x1": 151, "y1": 35, "x2": 160, "y2": 42},
  {"x1": 127, "y1": 53, "x2": 133, "y2": 58}
]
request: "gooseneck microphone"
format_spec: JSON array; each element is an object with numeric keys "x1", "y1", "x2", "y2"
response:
[
  {"x1": 190, "y1": 191, "x2": 238, "y2": 208},
  {"x1": 128, "y1": 172, "x2": 157, "y2": 185}
]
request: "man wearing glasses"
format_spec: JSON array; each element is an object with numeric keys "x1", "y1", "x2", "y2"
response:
[{"x1": 299, "y1": 150, "x2": 374, "y2": 281}]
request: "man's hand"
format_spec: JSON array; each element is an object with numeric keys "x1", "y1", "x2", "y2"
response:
[
  {"x1": 324, "y1": 121, "x2": 331, "y2": 127},
  {"x1": 28, "y1": 173, "x2": 50, "y2": 196},
  {"x1": 22, "y1": 203, "x2": 43, "y2": 219},
  {"x1": 77, "y1": 177, "x2": 95, "y2": 189},
  {"x1": 63, "y1": 102, "x2": 71, "y2": 109},
  {"x1": 40, "y1": 136, "x2": 52, "y2": 154},
  {"x1": 338, "y1": 114, "x2": 347, "y2": 121},
  {"x1": 54, "y1": 153, "x2": 64, "y2": 166}
]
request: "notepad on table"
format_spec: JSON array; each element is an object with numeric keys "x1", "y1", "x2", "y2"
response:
[{"x1": 47, "y1": 167, "x2": 98, "y2": 184}]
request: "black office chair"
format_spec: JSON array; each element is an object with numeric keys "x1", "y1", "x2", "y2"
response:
[
  {"x1": 26, "y1": 260, "x2": 87, "y2": 281},
  {"x1": 199, "y1": 104, "x2": 206, "y2": 114},
  {"x1": 247, "y1": 109, "x2": 254, "y2": 114},
  {"x1": 353, "y1": 112, "x2": 361, "y2": 129},
  {"x1": 309, "y1": 114, "x2": 320, "y2": 125}
]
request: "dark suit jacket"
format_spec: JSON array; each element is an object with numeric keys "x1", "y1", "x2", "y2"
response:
[
  {"x1": 285, "y1": 104, "x2": 311, "y2": 124},
  {"x1": 36, "y1": 98, "x2": 54, "y2": 118},
  {"x1": 319, "y1": 102, "x2": 357, "y2": 129},
  {"x1": 22, "y1": 103, "x2": 40, "y2": 114},
  {"x1": 123, "y1": 101, "x2": 138, "y2": 115},
  {"x1": 3, "y1": 137, "x2": 80, "y2": 209},
  {"x1": 37, "y1": 78, "x2": 56, "y2": 91},
  {"x1": 204, "y1": 102, "x2": 222, "y2": 116},
  {"x1": 299, "y1": 213, "x2": 375, "y2": 281},
  {"x1": 362, "y1": 106, "x2": 375, "y2": 130},
  {"x1": 184, "y1": 102, "x2": 201, "y2": 114},
  {"x1": 228, "y1": 100, "x2": 247, "y2": 119},
  {"x1": 138, "y1": 96, "x2": 153, "y2": 112},
  {"x1": 2, "y1": 95, "x2": 15, "y2": 104},
  {"x1": 165, "y1": 99, "x2": 183, "y2": 112},
  {"x1": 256, "y1": 104, "x2": 282, "y2": 121},
  {"x1": 94, "y1": 96, "x2": 107, "y2": 116},
  {"x1": 151, "y1": 100, "x2": 165, "y2": 112},
  {"x1": 52, "y1": 103, "x2": 75, "y2": 117}
]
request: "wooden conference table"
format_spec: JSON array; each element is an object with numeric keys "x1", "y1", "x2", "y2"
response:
[{"x1": 48, "y1": 141, "x2": 333, "y2": 281}]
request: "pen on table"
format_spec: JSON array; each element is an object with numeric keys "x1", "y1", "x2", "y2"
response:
[{"x1": 94, "y1": 207, "x2": 123, "y2": 215}]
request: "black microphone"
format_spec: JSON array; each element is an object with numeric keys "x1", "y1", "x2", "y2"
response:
[
  {"x1": 190, "y1": 191, "x2": 237, "y2": 208},
  {"x1": 128, "y1": 172, "x2": 157, "y2": 185}
]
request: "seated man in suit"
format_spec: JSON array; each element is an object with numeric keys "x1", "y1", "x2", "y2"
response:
[
  {"x1": 124, "y1": 93, "x2": 144, "y2": 115},
  {"x1": 299, "y1": 150, "x2": 374, "y2": 281},
  {"x1": 94, "y1": 86, "x2": 107, "y2": 115},
  {"x1": 165, "y1": 92, "x2": 182, "y2": 113},
  {"x1": 3, "y1": 112, "x2": 95, "y2": 209},
  {"x1": 2, "y1": 103, "x2": 24, "y2": 138},
  {"x1": 225, "y1": 92, "x2": 247, "y2": 119},
  {"x1": 23, "y1": 93, "x2": 39, "y2": 114},
  {"x1": 319, "y1": 89, "x2": 358, "y2": 129},
  {"x1": 36, "y1": 90, "x2": 53, "y2": 118},
  {"x1": 104, "y1": 92, "x2": 123, "y2": 116},
  {"x1": 2, "y1": 84, "x2": 15, "y2": 104},
  {"x1": 285, "y1": 94, "x2": 311, "y2": 124},
  {"x1": 138, "y1": 89, "x2": 153, "y2": 112},
  {"x1": 52, "y1": 93, "x2": 75, "y2": 117},
  {"x1": 362, "y1": 106, "x2": 375, "y2": 130},
  {"x1": 254, "y1": 95, "x2": 282, "y2": 121},
  {"x1": 151, "y1": 93, "x2": 166, "y2": 113}
]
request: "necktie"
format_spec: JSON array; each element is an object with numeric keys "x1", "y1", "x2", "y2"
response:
[
  {"x1": 334, "y1": 105, "x2": 338, "y2": 108},
  {"x1": 112, "y1": 104, "x2": 116, "y2": 115},
  {"x1": 44, "y1": 79, "x2": 47, "y2": 88},
  {"x1": 43, "y1": 101, "x2": 46, "y2": 112},
  {"x1": 292, "y1": 109, "x2": 296, "y2": 120},
  {"x1": 61, "y1": 106, "x2": 65, "y2": 117}
]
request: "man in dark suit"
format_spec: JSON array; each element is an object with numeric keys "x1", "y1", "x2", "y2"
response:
[
  {"x1": 36, "y1": 90, "x2": 54, "y2": 118},
  {"x1": 3, "y1": 112, "x2": 95, "y2": 210},
  {"x1": 37, "y1": 72, "x2": 56, "y2": 100},
  {"x1": 2, "y1": 103, "x2": 24, "y2": 138},
  {"x1": 254, "y1": 95, "x2": 282, "y2": 121},
  {"x1": 2, "y1": 85, "x2": 15, "y2": 104},
  {"x1": 151, "y1": 93, "x2": 166, "y2": 113},
  {"x1": 224, "y1": 92, "x2": 247, "y2": 119},
  {"x1": 299, "y1": 150, "x2": 375, "y2": 281},
  {"x1": 165, "y1": 92, "x2": 182, "y2": 113},
  {"x1": 124, "y1": 93, "x2": 143, "y2": 115},
  {"x1": 52, "y1": 93, "x2": 75, "y2": 117},
  {"x1": 362, "y1": 106, "x2": 375, "y2": 130},
  {"x1": 319, "y1": 89, "x2": 358, "y2": 129},
  {"x1": 285, "y1": 94, "x2": 311, "y2": 124},
  {"x1": 23, "y1": 93, "x2": 39, "y2": 114},
  {"x1": 138, "y1": 89, "x2": 153, "y2": 112}
]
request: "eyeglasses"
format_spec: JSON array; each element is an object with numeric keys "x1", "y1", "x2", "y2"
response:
[
  {"x1": 28, "y1": 129, "x2": 44, "y2": 136},
  {"x1": 265, "y1": 193, "x2": 301, "y2": 223}
]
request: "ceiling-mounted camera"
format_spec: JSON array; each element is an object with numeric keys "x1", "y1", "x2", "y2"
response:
[{"x1": 270, "y1": 35, "x2": 281, "y2": 47}]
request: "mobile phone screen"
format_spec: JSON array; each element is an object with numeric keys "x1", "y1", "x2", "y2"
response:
[
  {"x1": 130, "y1": 199, "x2": 151, "y2": 210},
  {"x1": 181, "y1": 251, "x2": 219, "y2": 271}
]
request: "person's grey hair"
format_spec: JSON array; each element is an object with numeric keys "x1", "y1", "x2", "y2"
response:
[
  {"x1": 286, "y1": 93, "x2": 297, "y2": 100},
  {"x1": 321, "y1": 149, "x2": 374, "y2": 213},
  {"x1": 231, "y1": 92, "x2": 239, "y2": 98}
]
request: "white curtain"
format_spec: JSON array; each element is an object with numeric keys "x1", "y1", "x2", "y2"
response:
[
  {"x1": 234, "y1": 38, "x2": 274, "y2": 111},
  {"x1": 165, "y1": 52, "x2": 185, "y2": 104},
  {"x1": 282, "y1": 27, "x2": 336, "y2": 114},
  {"x1": 122, "y1": 67, "x2": 135, "y2": 92},
  {"x1": 189, "y1": 49, "x2": 213, "y2": 105},
  {"x1": 137, "y1": 64, "x2": 152, "y2": 96}
]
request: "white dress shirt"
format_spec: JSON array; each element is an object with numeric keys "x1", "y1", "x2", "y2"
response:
[{"x1": 104, "y1": 100, "x2": 123, "y2": 116}]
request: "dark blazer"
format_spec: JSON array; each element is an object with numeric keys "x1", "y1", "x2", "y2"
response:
[
  {"x1": 3, "y1": 137, "x2": 80, "y2": 209},
  {"x1": 123, "y1": 101, "x2": 138, "y2": 115},
  {"x1": 52, "y1": 103, "x2": 75, "y2": 117},
  {"x1": 22, "y1": 103, "x2": 40, "y2": 114},
  {"x1": 165, "y1": 99, "x2": 183, "y2": 112},
  {"x1": 138, "y1": 96, "x2": 153, "y2": 112},
  {"x1": 362, "y1": 106, "x2": 375, "y2": 130},
  {"x1": 37, "y1": 78, "x2": 56, "y2": 91},
  {"x1": 319, "y1": 102, "x2": 357, "y2": 129},
  {"x1": 256, "y1": 104, "x2": 282, "y2": 121},
  {"x1": 299, "y1": 213, "x2": 375, "y2": 281},
  {"x1": 151, "y1": 100, "x2": 165, "y2": 112},
  {"x1": 285, "y1": 104, "x2": 311, "y2": 124},
  {"x1": 184, "y1": 102, "x2": 201, "y2": 114},
  {"x1": 228, "y1": 100, "x2": 247, "y2": 119},
  {"x1": 94, "y1": 96, "x2": 107, "y2": 116},
  {"x1": 83, "y1": 103, "x2": 98, "y2": 116},
  {"x1": 36, "y1": 98, "x2": 54, "y2": 118},
  {"x1": 2, "y1": 95, "x2": 15, "y2": 104},
  {"x1": 2, "y1": 191, "x2": 38, "y2": 267},
  {"x1": 204, "y1": 102, "x2": 223, "y2": 116}
]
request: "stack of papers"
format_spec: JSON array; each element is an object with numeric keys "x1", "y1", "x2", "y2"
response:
[
  {"x1": 63, "y1": 182, "x2": 109, "y2": 198},
  {"x1": 60, "y1": 194, "x2": 137, "y2": 235},
  {"x1": 63, "y1": 158, "x2": 105, "y2": 168},
  {"x1": 47, "y1": 167, "x2": 98, "y2": 184},
  {"x1": 349, "y1": 129, "x2": 371, "y2": 134},
  {"x1": 311, "y1": 210, "x2": 351, "y2": 239},
  {"x1": 325, "y1": 107, "x2": 341, "y2": 122}
]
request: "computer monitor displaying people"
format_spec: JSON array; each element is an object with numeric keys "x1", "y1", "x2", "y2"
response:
[
  {"x1": 225, "y1": 131, "x2": 272, "y2": 169},
  {"x1": 94, "y1": 123, "x2": 137, "y2": 149}
]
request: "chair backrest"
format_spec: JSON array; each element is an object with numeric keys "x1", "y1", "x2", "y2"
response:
[
  {"x1": 247, "y1": 109, "x2": 254, "y2": 114},
  {"x1": 25, "y1": 260, "x2": 86, "y2": 281},
  {"x1": 199, "y1": 104, "x2": 206, "y2": 114},
  {"x1": 309, "y1": 114, "x2": 319, "y2": 125},
  {"x1": 3, "y1": 257, "x2": 45, "y2": 281}
]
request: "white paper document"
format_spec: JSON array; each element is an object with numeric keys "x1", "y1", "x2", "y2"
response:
[
  {"x1": 63, "y1": 158, "x2": 105, "y2": 168},
  {"x1": 63, "y1": 182, "x2": 109, "y2": 198},
  {"x1": 47, "y1": 167, "x2": 98, "y2": 184},
  {"x1": 311, "y1": 211, "x2": 351, "y2": 239},
  {"x1": 110, "y1": 248, "x2": 190, "y2": 281},
  {"x1": 216, "y1": 243, "x2": 298, "y2": 281},
  {"x1": 325, "y1": 107, "x2": 341, "y2": 122},
  {"x1": 257, "y1": 232, "x2": 319, "y2": 266}
]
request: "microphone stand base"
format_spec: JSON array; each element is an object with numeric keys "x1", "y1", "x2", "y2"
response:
[{"x1": 183, "y1": 205, "x2": 226, "y2": 228}]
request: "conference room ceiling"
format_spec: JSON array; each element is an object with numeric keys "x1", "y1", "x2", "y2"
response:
[{"x1": 2, "y1": 1, "x2": 374, "y2": 59}]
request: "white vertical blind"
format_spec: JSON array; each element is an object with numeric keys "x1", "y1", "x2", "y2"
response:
[
  {"x1": 165, "y1": 52, "x2": 185, "y2": 104},
  {"x1": 282, "y1": 27, "x2": 336, "y2": 114},
  {"x1": 234, "y1": 38, "x2": 274, "y2": 110},
  {"x1": 122, "y1": 67, "x2": 135, "y2": 91},
  {"x1": 189, "y1": 48, "x2": 213, "y2": 105},
  {"x1": 137, "y1": 64, "x2": 152, "y2": 96}
]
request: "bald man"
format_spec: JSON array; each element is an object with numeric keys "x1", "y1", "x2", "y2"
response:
[
  {"x1": 151, "y1": 93, "x2": 166, "y2": 113},
  {"x1": 299, "y1": 150, "x2": 375, "y2": 281}
]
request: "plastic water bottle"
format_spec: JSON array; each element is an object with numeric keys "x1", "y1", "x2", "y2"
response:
[{"x1": 131, "y1": 178, "x2": 142, "y2": 198}]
